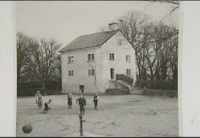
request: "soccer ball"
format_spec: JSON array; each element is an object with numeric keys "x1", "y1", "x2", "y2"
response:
[{"x1": 22, "y1": 124, "x2": 32, "y2": 134}]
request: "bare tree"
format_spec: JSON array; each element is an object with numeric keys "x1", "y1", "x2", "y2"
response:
[
  {"x1": 141, "y1": 23, "x2": 178, "y2": 81},
  {"x1": 152, "y1": 24, "x2": 178, "y2": 80},
  {"x1": 29, "y1": 39, "x2": 61, "y2": 89},
  {"x1": 17, "y1": 32, "x2": 35, "y2": 83},
  {"x1": 117, "y1": 10, "x2": 178, "y2": 85},
  {"x1": 150, "y1": 0, "x2": 180, "y2": 24},
  {"x1": 118, "y1": 11, "x2": 150, "y2": 80}
]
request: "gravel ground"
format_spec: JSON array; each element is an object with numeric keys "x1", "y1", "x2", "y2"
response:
[{"x1": 16, "y1": 94, "x2": 178, "y2": 137}]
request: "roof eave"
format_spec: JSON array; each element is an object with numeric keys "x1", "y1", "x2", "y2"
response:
[
  {"x1": 59, "y1": 45, "x2": 102, "y2": 53},
  {"x1": 60, "y1": 29, "x2": 120, "y2": 53}
]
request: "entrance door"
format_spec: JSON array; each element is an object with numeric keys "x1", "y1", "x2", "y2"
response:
[{"x1": 110, "y1": 68, "x2": 114, "y2": 79}]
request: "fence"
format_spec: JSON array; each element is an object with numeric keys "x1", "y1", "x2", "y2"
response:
[
  {"x1": 106, "y1": 88, "x2": 129, "y2": 95},
  {"x1": 135, "y1": 80, "x2": 177, "y2": 90}
]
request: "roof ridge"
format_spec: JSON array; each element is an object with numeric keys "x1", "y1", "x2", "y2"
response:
[
  {"x1": 59, "y1": 29, "x2": 120, "y2": 53},
  {"x1": 78, "y1": 30, "x2": 118, "y2": 38}
]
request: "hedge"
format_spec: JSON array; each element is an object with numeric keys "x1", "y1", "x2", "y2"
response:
[
  {"x1": 135, "y1": 80, "x2": 177, "y2": 90},
  {"x1": 106, "y1": 88, "x2": 129, "y2": 95},
  {"x1": 17, "y1": 78, "x2": 61, "y2": 96}
]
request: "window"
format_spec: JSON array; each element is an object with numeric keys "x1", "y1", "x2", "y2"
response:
[
  {"x1": 88, "y1": 69, "x2": 95, "y2": 76},
  {"x1": 126, "y1": 55, "x2": 131, "y2": 63},
  {"x1": 126, "y1": 69, "x2": 131, "y2": 76},
  {"x1": 118, "y1": 39, "x2": 122, "y2": 45},
  {"x1": 88, "y1": 54, "x2": 94, "y2": 61},
  {"x1": 109, "y1": 53, "x2": 114, "y2": 61},
  {"x1": 68, "y1": 56, "x2": 74, "y2": 63},
  {"x1": 110, "y1": 68, "x2": 114, "y2": 79},
  {"x1": 68, "y1": 70, "x2": 74, "y2": 76}
]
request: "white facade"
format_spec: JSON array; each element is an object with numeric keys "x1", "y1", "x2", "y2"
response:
[{"x1": 61, "y1": 31, "x2": 136, "y2": 94}]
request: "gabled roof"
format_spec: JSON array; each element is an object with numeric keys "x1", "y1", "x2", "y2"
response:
[{"x1": 59, "y1": 30, "x2": 119, "y2": 53}]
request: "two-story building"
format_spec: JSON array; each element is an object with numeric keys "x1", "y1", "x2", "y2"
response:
[{"x1": 59, "y1": 23, "x2": 136, "y2": 94}]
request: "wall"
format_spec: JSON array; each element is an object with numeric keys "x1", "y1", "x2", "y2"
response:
[
  {"x1": 61, "y1": 31, "x2": 136, "y2": 94},
  {"x1": 102, "y1": 31, "x2": 136, "y2": 91},
  {"x1": 61, "y1": 47, "x2": 104, "y2": 94}
]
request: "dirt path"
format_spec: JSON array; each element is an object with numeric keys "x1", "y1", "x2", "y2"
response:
[{"x1": 17, "y1": 95, "x2": 178, "y2": 137}]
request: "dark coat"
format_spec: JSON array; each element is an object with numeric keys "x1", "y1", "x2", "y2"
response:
[
  {"x1": 68, "y1": 95, "x2": 72, "y2": 105},
  {"x1": 93, "y1": 95, "x2": 98, "y2": 102},
  {"x1": 76, "y1": 97, "x2": 86, "y2": 107}
]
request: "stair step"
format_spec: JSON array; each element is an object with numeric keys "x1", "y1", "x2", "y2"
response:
[{"x1": 116, "y1": 80, "x2": 132, "y2": 93}]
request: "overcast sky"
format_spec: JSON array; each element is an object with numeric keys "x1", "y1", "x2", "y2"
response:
[{"x1": 16, "y1": 1, "x2": 180, "y2": 47}]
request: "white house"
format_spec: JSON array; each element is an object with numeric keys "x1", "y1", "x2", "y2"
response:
[{"x1": 60, "y1": 23, "x2": 136, "y2": 94}]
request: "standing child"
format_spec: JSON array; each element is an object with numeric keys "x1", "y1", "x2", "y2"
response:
[
  {"x1": 35, "y1": 90, "x2": 41, "y2": 104},
  {"x1": 79, "y1": 85, "x2": 85, "y2": 95},
  {"x1": 76, "y1": 95, "x2": 86, "y2": 115},
  {"x1": 67, "y1": 92, "x2": 73, "y2": 108},
  {"x1": 93, "y1": 93, "x2": 99, "y2": 110},
  {"x1": 35, "y1": 91, "x2": 43, "y2": 108}
]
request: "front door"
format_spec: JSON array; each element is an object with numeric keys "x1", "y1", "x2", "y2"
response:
[{"x1": 110, "y1": 68, "x2": 114, "y2": 80}]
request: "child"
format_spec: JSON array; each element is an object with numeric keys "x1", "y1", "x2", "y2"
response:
[
  {"x1": 76, "y1": 95, "x2": 86, "y2": 115},
  {"x1": 79, "y1": 85, "x2": 85, "y2": 95},
  {"x1": 67, "y1": 92, "x2": 73, "y2": 108},
  {"x1": 93, "y1": 93, "x2": 99, "y2": 110},
  {"x1": 43, "y1": 99, "x2": 52, "y2": 113},
  {"x1": 35, "y1": 90, "x2": 41, "y2": 104},
  {"x1": 37, "y1": 95, "x2": 43, "y2": 108},
  {"x1": 35, "y1": 91, "x2": 43, "y2": 108}
]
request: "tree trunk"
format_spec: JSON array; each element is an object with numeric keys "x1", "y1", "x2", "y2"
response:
[{"x1": 42, "y1": 78, "x2": 46, "y2": 90}]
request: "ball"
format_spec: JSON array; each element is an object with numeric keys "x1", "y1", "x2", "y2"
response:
[{"x1": 22, "y1": 124, "x2": 32, "y2": 134}]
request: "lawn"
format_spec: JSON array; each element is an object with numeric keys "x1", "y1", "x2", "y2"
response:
[{"x1": 17, "y1": 94, "x2": 178, "y2": 137}]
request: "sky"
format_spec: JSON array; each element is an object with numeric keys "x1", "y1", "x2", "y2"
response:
[{"x1": 16, "y1": 1, "x2": 180, "y2": 48}]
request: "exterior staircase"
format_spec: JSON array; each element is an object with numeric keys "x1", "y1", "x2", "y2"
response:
[
  {"x1": 116, "y1": 74, "x2": 134, "y2": 94},
  {"x1": 116, "y1": 80, "x2": 133, "y2": 94},
  {"x1": 106, "y1": 74, "x2": 134, "y2": 94}
]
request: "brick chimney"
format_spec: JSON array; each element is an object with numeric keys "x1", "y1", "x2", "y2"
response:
[{"x1": 109, "y1": 22, "x2": 119, "y2": 31}]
